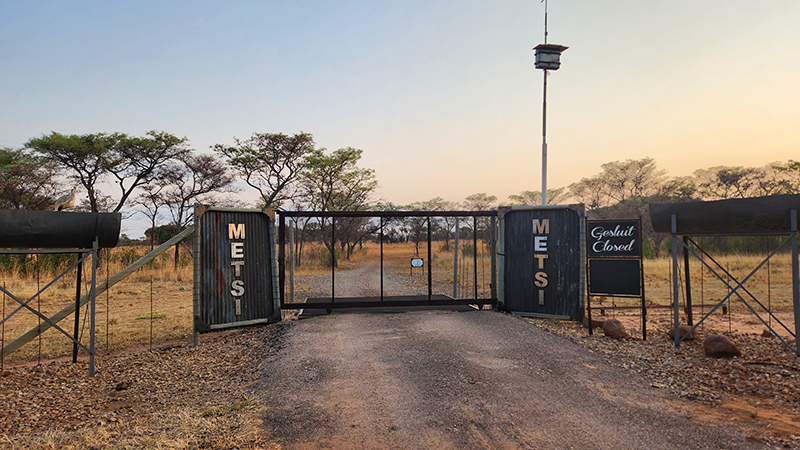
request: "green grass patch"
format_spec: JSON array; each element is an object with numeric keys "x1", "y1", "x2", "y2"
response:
[
  {"x1": 135, "y1": 313, "x2": 168, "y2": 320},
  {"x1": 201, "y1": 401, "x2": 250, "y2": 418}
]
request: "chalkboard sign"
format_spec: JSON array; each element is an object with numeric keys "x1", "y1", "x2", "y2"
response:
[
  {"x1": 588, "y1": 259, "x2": 641, "y2": 296},
  {"x1": 587, "y1": 220, "x2": 641, "y2": 258}
]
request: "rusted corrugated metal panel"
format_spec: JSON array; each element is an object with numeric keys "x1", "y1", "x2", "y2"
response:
[
  {"x1": 498, "y1": 205, "x2": 585, "y2": 320},
  {"x1": 193, "y1": 206, "x2": 280, "y2": 332}
]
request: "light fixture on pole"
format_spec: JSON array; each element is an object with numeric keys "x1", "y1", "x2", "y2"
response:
[{"x1": 534, "y1": 1, "x2": 566, "y2": 205}]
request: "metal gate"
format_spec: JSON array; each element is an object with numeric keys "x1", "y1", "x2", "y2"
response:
[{"x1": 278, "y1": 211, "x2": 498, "y2": 311}]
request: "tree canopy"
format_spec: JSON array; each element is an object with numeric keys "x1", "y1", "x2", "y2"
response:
[
  {"x1": 25, "y1": 131, "x2": 190, "y2": 212},
  {"x1": 0, "y1": 148, "x2": 59, "y2": 210},
  {"x1": 214, "y1": 132, "x2": 314, "y2": 210}
]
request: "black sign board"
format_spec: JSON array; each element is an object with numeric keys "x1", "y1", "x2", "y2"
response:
[
  {"x1": 587, "y1": 220, "x2": 641, "y2": 258},
  {"x1": 588, "y1": 259, "x2": 641, "y2": 297}
]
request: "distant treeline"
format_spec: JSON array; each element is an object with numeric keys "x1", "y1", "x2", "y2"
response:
[{"x1": 3, "y1": 131, "x2": 797, "y2": 258}]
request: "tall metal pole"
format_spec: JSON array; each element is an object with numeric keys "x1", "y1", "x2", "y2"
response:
[
  {"x1": 541, "y1": 0, "x2": 549, "y2": 206},
  {"x1": 541, "y1": 69, "x2": 548, "y2": 206}
]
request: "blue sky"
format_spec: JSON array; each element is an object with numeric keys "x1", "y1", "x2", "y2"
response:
[{"x1": 2, "y1": 1, "x2": 799, "y2": 236}]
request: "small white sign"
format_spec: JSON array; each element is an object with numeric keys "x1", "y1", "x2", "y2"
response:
[{"x1": 411, "y1": 258, "x2": 424, "y2": 267}]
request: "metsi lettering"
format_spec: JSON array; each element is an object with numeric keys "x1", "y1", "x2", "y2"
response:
[
  {"x1": 532, "y1": 218, "x2": 549, "y2": 305},
  {"x1": 229, "y1": 223, "x2": 245, "y2": 315}
]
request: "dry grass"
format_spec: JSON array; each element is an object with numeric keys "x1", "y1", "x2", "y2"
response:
[
  {"x1": 642, "y1": 252, "x2": 796, "y2": 311},
  {"x1": 1, "y1": 246, "x2": 194, "y2": 362},
  {"x1": 2, "y1": 241, "x2": 796, "y2": 363}
]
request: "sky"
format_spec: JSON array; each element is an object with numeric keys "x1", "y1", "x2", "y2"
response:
[{"x1": 1, "y1": 1, "x2": 799, "y2": 237}]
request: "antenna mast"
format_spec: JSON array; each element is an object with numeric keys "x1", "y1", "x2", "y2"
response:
[{"x1": 544, "y1": 0, "x2": 548, "y2": 44}]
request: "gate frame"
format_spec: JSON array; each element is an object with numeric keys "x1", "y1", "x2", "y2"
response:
[{"x1": 278, "y1": 210, "x2": 498, "y2": 310}]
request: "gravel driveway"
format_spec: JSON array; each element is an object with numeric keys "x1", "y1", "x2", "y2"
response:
[{"x1": 253, "y1": 309, "x2": 769, "y2": 449}]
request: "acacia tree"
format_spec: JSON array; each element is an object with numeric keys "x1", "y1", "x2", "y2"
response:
[
  {"x1": 26, "y1": 130, "x2": 190, "y2": 213},
  {"x1": 0, "y1": 148, "x2": 60, "y2": 210},
  {"x1": 568, "y1": 175, "x2": 607, "y2": 210},
  {"x1": 568, "y1": 157, "x2": 667, "y2": 210},
  {"x1": 214, "y1": 132, "x2": 314, "y2": 209},
  {"x1": 773, "y1": 161, "x2": 800, "y2": 194},
  {"x1": 404, "y1": 202, "x2": 430, "y2": 256},
  {"x1": 693, "y1": 165, "x2": 784, "y2": 200},
  {"x1": 507, "y1": 188, "x2": 567, "y2": 206},
  {"x1": 299, "y1": 147, "x2": 377, "y2": 266},
  {"x1": 134, "y1": 177, "x2": 171, "y2": 250},
  {"x1": 462, "y1": 193, "x2": 497, "y2": 211},
  {"x1": 106, "y1": 131, "x2": 191, "y2": 212},
  {"x1": 26, "y1": 132, "x2": 116, "y2": 212},
  {"x1": 160, "y1": 153, "x2": 237, "y2": 267}
]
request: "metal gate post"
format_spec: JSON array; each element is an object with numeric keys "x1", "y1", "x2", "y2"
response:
[
  {"x1": 279, "y1": 214, "x2": 286, "y2": 306},
  {"x1": 453, "y1": 217, "x2": 459, "y2": 299},
  {"x1": 473, "y1": 216, "x2": 478, "y2": 300},
  {"x1": 330, "y1": 217, "x2": 335, "y2": 310},
  {"x1": 672, "y1": 214, "x2": 681, "y2": 348},
  {"x1": 289, "y1": 221, "x2": 295, "y2": 303},
  {"x1": 427, "y1": 216, "x2": 432, "y2": 300},
  {"x1": 490, "y1": 215, "x2": 497, "y2": 303},
  {"x1": 192, "y1": 207, "x2": 201, "y2": 347},
  {"x1": 683, "y1": 236, "x2": 693, "y2": 326},
  {"x1": 89, "y1": 239, "x2": 98, "y2": 376},
  {"x1": 792, "y1": 209, "x2": 800, "y2": 356},
  {"x1": 72, "y1": 253, "x2": 83, "y2": 363}
]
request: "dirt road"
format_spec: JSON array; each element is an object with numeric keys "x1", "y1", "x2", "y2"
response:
[{"x1": 253, "y1": 310, "x2": 769, "y2": 449}]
